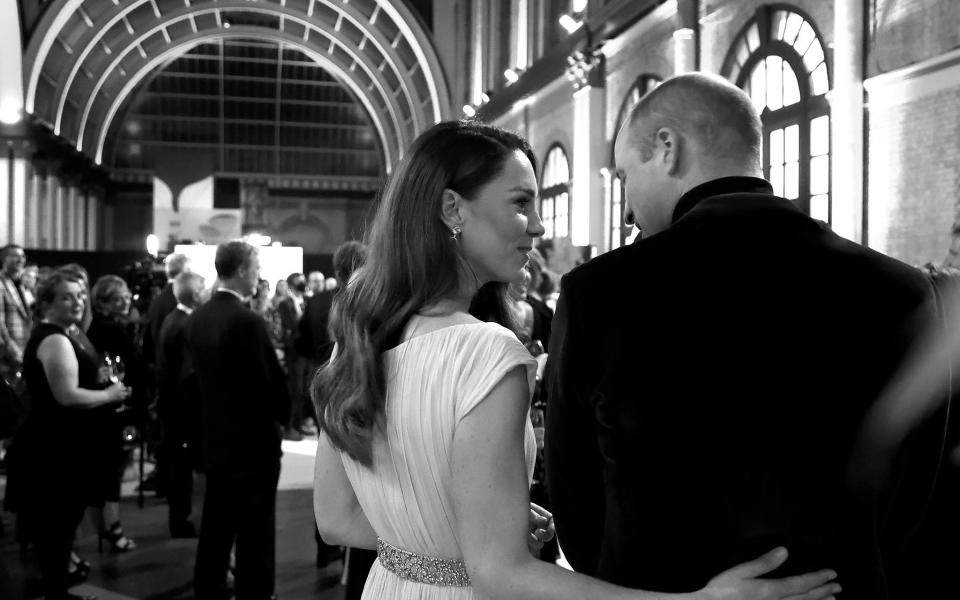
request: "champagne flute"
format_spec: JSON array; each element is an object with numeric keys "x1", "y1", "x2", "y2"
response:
[{"x1": 112, "y1": 354, "x2": 130, "y2": 413}]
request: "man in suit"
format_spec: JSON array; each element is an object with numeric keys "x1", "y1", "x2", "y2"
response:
[
  {"x1": 546, "y1": 73, "x2": 944, "y2": 599},
  {"x1": 277, "y1": 273, "x2": 309, "y2": 440},
  {"x1": 0, "y1": 245, "x2": 31, "y2": 383},
  {"x1": 144, "y1": 252, "x2": 191, "y2": 367},
  {"x1": 187, "y1": 241, "x2": 290, "y2": 599},
  {"x1": 157, "y1": 271, "x2": 206, "y2": 538}
]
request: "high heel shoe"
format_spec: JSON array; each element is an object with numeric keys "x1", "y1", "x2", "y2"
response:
[
  {"x1": 67, "y1": 552, "x2": 91, "y2": 585},
  {"x1": 98, "y1": 521, "x2": 136, "y2": 553}
]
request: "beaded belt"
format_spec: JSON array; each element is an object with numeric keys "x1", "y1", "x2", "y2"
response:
[{"x1": 376, "y1": 538, "x2": 472, "y2": 587}]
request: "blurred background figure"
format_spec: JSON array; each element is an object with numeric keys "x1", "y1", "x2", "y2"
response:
[
  {"x1": 143, "y1": 253, "x2": 191, "y2": 370},
  {"x1": 271, "y1": 279, "x2": 289, "y2": 310},
  {"x1": 20, "y1": 263, "x2": 39, "y2": 312},
  {"x1": 277, "y1": 273, "x2": 311, "y2": 440},
  {"x1": 306, "y1": 271, "x2": 325, "y2": 298},
  {"x1": 86, "y1": 274, "x2": 147, "y2": 554},
  {"x1": 156, "y1": 271, "x2": 207, "y2": 539},
  {"x1": 0, "y1": 245, "x2": 32, "y2": 384},
  {"x1": 324, "y1": 277, "x2": 338, "y2": 293}
]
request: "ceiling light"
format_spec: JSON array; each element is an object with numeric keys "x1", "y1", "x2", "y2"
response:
[
  {"x1": 0, "y1": 100, "x2": 22, "y2": 125},
  {"x1": 480, "y1": 91, "x2": 492, "y2": 103},
  {"x1": 504, "y1": 68, "x2": 523, "y2": 84},
  {"x1": 559, "y1": 14, "x2": 583, "y2": 34},
  {"x1": 462, "y1": 104, "x2": 476, "y2": 118}
]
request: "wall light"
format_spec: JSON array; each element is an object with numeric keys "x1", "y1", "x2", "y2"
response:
[
  {"x1": 559, "y1": 14, "x2": 583, "y2": 34},
  {"x1": 504, "y1": 67, "x2": 524, "y2": 84},
  {"x1": 146, "y1": 234, "x2": 160, "y2": 257},
  {"x1": 0, "y1": 99, "x2": 21, "y2": 125},
  {"x1": 462, "y1": 104, "x2": 477, "y2": 117}
]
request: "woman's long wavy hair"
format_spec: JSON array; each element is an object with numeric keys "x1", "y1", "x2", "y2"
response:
[{"x1": 313, "y1": 120, "x2": 538, "y2": 466}]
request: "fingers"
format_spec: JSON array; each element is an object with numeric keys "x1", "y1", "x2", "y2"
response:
[
  {"x1": 529, "y1": 502, "x2": 552, "y2": 519},
  {"x1": 782, "y1": 581, "x2": 842, "y2": 600},
  {"x1": 772, "y1": 570, "x2": 838, "y2": 599},
  {"x1": 722, "y1": 547, "x2": 789, "y2": 579}
]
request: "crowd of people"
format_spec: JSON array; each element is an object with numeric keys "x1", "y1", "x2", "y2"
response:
[
  {"x1": 2, "y1": 70, "x2": 960, "y2": 600},
  {"x1": 0, "y1": 240, "x2": 373, "y2": 599}
]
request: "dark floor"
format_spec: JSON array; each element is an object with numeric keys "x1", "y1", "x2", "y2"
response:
[{"x1": 0, "y1": 439, "x2": 346, "y2": 600}]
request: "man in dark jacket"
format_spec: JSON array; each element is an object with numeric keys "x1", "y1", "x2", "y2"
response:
[
  {"x1": 143, "y1": 252, "x2": 190, "y2": 366},
  {"x1": 546, "y1": 73, "x2": 942, "y2": 599},
  {"x1": 156, "y1": 271, "x2": 206, "y2": 538},
  {"x1": 186, "y1": 241, "x2": 290, "y2": 599}
]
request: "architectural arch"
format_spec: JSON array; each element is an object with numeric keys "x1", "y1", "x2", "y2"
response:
[
  {"x1": 540, "y1": 143, "x2": 571, "y2": 240},
  {"x1": 722, "y1": 5, "x2": 831, "y2": 222},
  {"x1": 23, "y1": 0, "x2": 451, "y2": 170}
]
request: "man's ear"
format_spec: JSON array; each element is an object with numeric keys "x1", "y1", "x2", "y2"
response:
[
  {"x1": 656, "y1": 127, "x2": 682, "y2": 176},
  {"x1": 440, "y1": 188, "x2": 464, "y2": 230}
]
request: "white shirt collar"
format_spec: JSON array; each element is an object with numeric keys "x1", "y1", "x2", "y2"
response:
[
  {"x1": 217, "y1": 288, "x2": 245, "y2": 301},
  {"x1": 176, "y1": 303, "x2": 194, "y2": 315}
]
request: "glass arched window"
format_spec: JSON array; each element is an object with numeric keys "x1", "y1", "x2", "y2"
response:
[
  {"x1": 722, "y1": 6, "x2": 831, "y2": 223},
  {"x1": 540, "y1": 144, "x2": 570, "y2": 239},
  {"x1": 607, "y1": 74, "x2": 661, "y2": 250}
]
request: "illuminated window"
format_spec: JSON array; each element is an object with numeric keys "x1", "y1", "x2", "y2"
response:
[
  {"x1": 540, "y1": 144, "x2": 570, "y2": 239},
  {"x1": 722, "y1": 6, "x2": 831, "y2": 223},
  {"x1": 607, "y1": 75, "x2": 661, "y2": 250}
]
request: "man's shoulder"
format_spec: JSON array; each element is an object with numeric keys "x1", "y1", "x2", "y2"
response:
[{"x1": 563, "y1": 243, "x2": 643, "y2": 294}]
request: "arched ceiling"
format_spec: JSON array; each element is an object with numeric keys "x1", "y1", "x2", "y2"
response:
[
  {"x1": 111, "y1": 38, "x2": 385, "y2": 188},
  {"x1": 23, "y1": 0, "x2": 451, "y2": 171}
]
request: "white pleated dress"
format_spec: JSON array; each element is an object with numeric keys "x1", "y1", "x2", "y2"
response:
[{"x1": 341, "y1": 322, "x2": 538, "y2": 600}]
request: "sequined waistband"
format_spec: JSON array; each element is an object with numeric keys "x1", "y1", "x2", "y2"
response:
[{"x1": 376, "y1": 538, "x2": 472, "y2": 587}]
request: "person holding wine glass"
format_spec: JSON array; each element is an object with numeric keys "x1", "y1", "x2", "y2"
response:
[
  {"x1": 86, "y1": 274, "x2": 146, "y2": 553},
  {"x1": 6, "y1": 271, "x2": 129, "y2": 599}
]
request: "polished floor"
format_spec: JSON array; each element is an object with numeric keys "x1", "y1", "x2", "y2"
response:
[{"x1": 0, "y1": 438, "x2": 347, "y2": 599}]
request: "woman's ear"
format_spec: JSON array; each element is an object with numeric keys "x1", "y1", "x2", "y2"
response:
[{"x1": 440, "y1": 188, "x2": 464, "y2": 230}]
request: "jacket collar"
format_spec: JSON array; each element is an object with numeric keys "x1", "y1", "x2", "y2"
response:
[{"x1": 672, "y1": 177, "x2": 775, "y2": 224}]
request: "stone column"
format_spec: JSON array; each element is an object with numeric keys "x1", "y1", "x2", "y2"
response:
[{"x1": 831, "y1": 0, "x2": 864, "y2": 243}]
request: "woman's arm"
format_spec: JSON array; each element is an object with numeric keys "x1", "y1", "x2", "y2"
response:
[
  {"x1": 37, "y1": 334, "x2": 127, "y2": 409},
  {"x1": 313, "y1": 430, "x2": 377, "y2": 549},
  {"x1": 451, "y1": 367, "x2": 840, "y2": 600}
]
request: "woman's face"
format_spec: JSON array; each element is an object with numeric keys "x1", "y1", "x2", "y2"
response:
[
  {"x1": 275, "y1": 280, "x2": 288, "y2": 297},
  {"x1": 106, "y1": 284, "x2": 132, "y2": 317},
  {"x1": 20, "y1": 267, "x2": 38, "y2": 291},
  {"x1": 46, "y1": 281, "x2": 85, "y2": 325},
  {"x1": 458, "y1": 150, "x2": 544, "y2": 286}
]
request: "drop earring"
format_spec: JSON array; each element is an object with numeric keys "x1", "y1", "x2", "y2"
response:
[{"x1": 450, "y1": 225, "x2": 462, "y2": 241}]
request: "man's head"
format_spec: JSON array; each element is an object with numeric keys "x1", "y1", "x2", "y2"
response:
[
  {"x1": 307, "y1": 271, "x2": 324, "y2": 295},
  {"x1": 614, "y1": 73, "x2": 762, "y2": 237},
  {"x1": 214, "y1": 240, "x2": 260, "y2": 297},
  {"x1": 332, "y1": 241, "x2": 366, "y2": 287},
  {"x1": 1, "y1": 245, "x2": 26, "y2": 279},
  {"x1": 173, "y1": 271, "x2": 206, "y2": 308},
  {"x1": 287, "y1": 272, "x2": 307, "y2": 295},
  {"x1": 164, "y1": 253, "x2": 191, "y2": 281}
]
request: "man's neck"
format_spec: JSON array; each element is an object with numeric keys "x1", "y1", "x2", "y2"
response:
[
  {"x1": 3, "y1": 270, "x2": 20, "y2": 281},
  {"x1": 218, "y1": 280, "x2": 248, "y2": 299}
]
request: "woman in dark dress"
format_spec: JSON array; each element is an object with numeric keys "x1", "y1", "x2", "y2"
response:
[
  {"x1": 12, "y1": 271, "x2": 129, "y2": 599},
  {"x1": 86, "y1": 274, "x2": 146, "y2": 552}
]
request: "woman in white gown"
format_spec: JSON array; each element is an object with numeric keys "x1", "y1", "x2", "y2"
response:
[{"x1": 312, "y1": 121, "x2": 841, "y2": 600}]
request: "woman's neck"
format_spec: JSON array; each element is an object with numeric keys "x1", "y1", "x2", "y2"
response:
[{"x1": 42, "y1": 317, "x2": 74, "y2": 330}]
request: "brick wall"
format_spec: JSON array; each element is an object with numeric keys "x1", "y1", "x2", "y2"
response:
[{"x1": 867, "y1": 85, "x2": 960, "y2": 265}]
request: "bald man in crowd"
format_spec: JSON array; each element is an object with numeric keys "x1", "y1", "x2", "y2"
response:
[{"x1": 546, "y1": 73, "x2": 946, "y2": 599}]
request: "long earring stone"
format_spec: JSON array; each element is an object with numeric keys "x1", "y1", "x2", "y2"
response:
[{"x1": 450, "y1": 225, "x2": 462, "y2": 241}]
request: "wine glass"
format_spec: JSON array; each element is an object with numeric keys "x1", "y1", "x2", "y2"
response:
[{"x1": 113, "y1": 354, "x2": 126, "y2": 383}]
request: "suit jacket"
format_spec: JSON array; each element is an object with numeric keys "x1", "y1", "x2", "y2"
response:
[
  {"x1": 545, "y1": 177, "x2": 940, "y2": 598},
  {"x1": 0, "y1": 274, "x2": 32, "y2": 368},
  {"x1": 294, "y1": 290, "x2": 335, "y2": 364},
  {"x1": 277, "y1": 295, "x2": 305, "y2": 358},
  {"x1": 185, "y1": 291, "x2": 290, "y2": 471},
  {"x1": 157, "y1": 308, "x2": 200, "y2": 443},
  {"x1": 143, "y1": 283, "x2": 177, "y2": 366}
]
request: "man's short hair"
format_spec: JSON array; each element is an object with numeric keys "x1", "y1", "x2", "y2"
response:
[
  {"x1": 164, "y1": 253, "x2": 190, "y2": 279},
  {"x1": 173, "y1": 271, "x2": 205, "y2": 306},
  {"x1": 0, "y1": 244, "x2": 24, "y2": 261},
  {"x1": 214, "y1": 241, "x2": 257, "y2": 279},
  {"x1": 333, "y1": 241, "x2": 367, "y2": 285},
  {"x1": 286, "y1": 272, "x2": 305, "y2": 286},
  {"x1": 625, "y1": 72, "x2": 761, "y2": 168}
]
